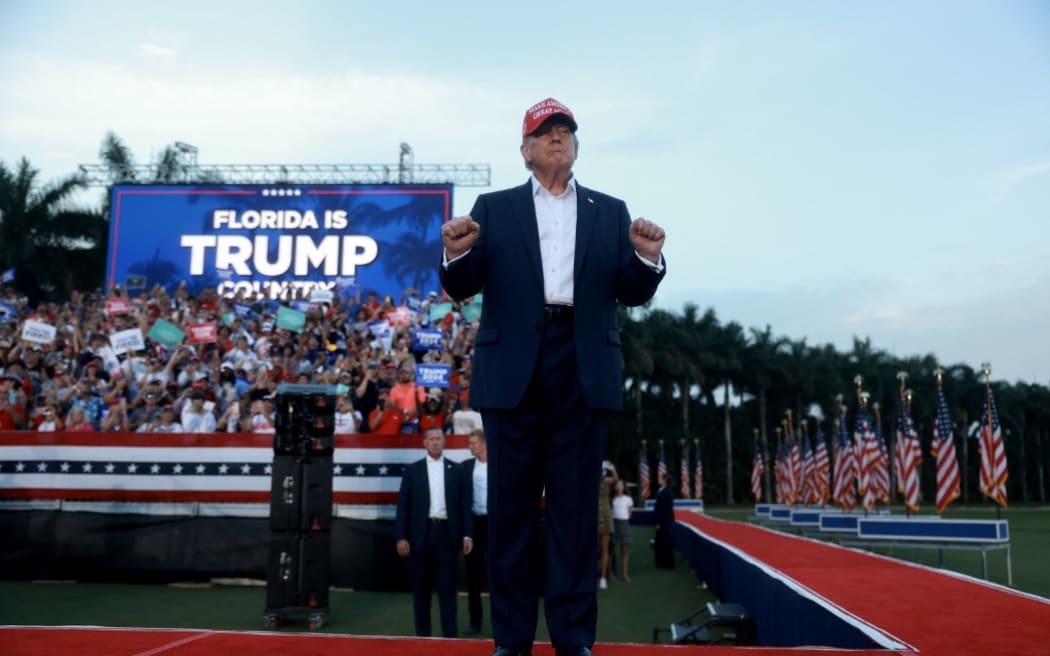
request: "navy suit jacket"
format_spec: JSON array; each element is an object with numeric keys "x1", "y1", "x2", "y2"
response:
[
  {"x1": 439, "y1": 180, "x2": 666, "y2": 411},
  {"x1": 395, "y1": 457, "x2": 472, "y2": 551}
]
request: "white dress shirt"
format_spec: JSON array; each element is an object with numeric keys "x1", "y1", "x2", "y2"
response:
[
  {"x1": 531, "y1": 176, "x2": 577, "y2": 305},
  {"x1": 472, "y1": 460, "x2": 488, "y2": 516},
  {"x1": 426, "y1": 455, "x2": 447, "y2": 519}
]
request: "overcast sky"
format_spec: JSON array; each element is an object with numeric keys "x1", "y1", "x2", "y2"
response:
[{"x1": 1, "y1": 1, "x2": 1048, "y2": 384}]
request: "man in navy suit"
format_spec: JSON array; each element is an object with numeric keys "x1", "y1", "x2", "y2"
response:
[
  {"x1": 395, "y1": 426, "x2": 473, "y2": 638},
  {"x1": 439, "y1": 97, "x2": 667, "y2": 656}
]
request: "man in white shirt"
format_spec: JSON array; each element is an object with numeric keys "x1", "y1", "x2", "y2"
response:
[
  {"x1": 395, "y1": 427, "x2": 473, "y2": 638},
  {"x1": 462, "y1": 429, "x2": 489, "y2": 635},
  {"x1": 181, "y1": 390, "x2": 216, "y2": 433},
  {"x1": 333, "y1": 395, "x2": 362, "y2": 434}
]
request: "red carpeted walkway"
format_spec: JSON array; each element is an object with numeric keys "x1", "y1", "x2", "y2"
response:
[
  {"x1": 677, "y1": 512, "x2": 1050, "y2": 655},
  {"x1": 4, "y1": 513, "x2": 1048, "y2": 655}
]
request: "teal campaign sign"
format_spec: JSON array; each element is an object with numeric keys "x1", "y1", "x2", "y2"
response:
[
  {"x1": 462, "y1": 301, "x2": 482, "y2": 323},
  {"x1": 429, "y1": 302, "x2": 453, "y2": 323},
  {"x1": 276, "y1": 305, "x2": 306, "y2": 333},
  {"x1": 147, "y1": 318, "x2": 186, "y2": 348}
]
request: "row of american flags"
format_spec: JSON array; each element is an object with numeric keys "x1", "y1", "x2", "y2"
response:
[
  {"x1": 750, "y1": 371, "x2": 1008, "y2": 513},
  {"x1": 637, "y1": 438, "x2": 704, "y2": 502}
]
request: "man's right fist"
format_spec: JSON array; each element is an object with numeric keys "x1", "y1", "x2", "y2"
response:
[{"x1": 442, "y1": 216, "x2": 481, "y2": 260}]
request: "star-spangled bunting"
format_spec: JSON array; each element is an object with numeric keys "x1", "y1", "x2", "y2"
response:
[{"x1": 0, "y1": 433, "x2": 470, "y2": 505}]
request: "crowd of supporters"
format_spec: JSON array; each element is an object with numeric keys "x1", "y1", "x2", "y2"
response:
[{"x1": 0, "y1": 283, "x2": 483, "y2": 435}]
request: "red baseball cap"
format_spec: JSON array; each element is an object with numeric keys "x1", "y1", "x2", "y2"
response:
[{"x1": 522, "y1": 97, "x2": 577, "y2": 138}]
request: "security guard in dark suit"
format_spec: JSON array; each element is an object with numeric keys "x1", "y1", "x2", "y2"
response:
[{"x1": 395, "y1": 427, "x2": 473, "y2": 637}]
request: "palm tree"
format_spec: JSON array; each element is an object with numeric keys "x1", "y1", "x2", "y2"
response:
[
  {"x1": 0, "y1": 158, "x2": 105, "y2": 302},
  {"x1": 740, "y1": 325, "x2": 790, "y2": 502}
]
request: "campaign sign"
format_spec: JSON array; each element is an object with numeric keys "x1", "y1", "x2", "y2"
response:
[
  {"x1": 416, "y1": 363, "x2": 451, "y2": 388},
  {"x1": 275, "y1": 306, "x2": 306, "y2": 333},
  {"x1": 232, "y1": 303, "x2": 253, "y2": 319},
  {"x1": 412, "y1": 329, "x2": 444, "y2": 351},
  {"x1": 309, "y1": 288, "x2": 335, "y2": 305},
  {"x1": 148, "y1": 318, "x2": 185, "y2": 348},
  {"x1": 188, "y1": 321, "x2": 218, "y2": 344},
  {"x1": 106, "y1": 184, "x2": 452, "y2": 301},
  {"x1": 429, "y1": 302, "x2": 453, "y2": 324},
  {"x1": 105, "y1": 298, "x2": 132, "y2": 316},
  {"x1": 21, "y1": 319, "x2": 56, "y2": 344},
  {"x1": 110, "y1": 328, "x2": 146, "y2": 355},
  {"x1": 462, "y1": 302, "x2": 482, "y2": 323},
  {"x1": 385, "y1": 306, "x2": 412, "y2": 327}
]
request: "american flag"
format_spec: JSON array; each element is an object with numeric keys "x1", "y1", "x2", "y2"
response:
[
  {"x1": 657, "y1": 443, "x2": 667, "y2": 487},
  {"x1": 932, "y1": 386, "x2": 961, "y2": 513},
  {"x1": 774, "y1": 434, "x2": 787, "y2": 504},
  {"x1": 856, "y1": 405, "x2": 879, "y2": 511},
  {"x1": 0, "y1": 432, "x2": 471, "y2": 505},
  {"x1": 813, "y1": 427, "x2": 831, "y2": 506},
  {"x1": 786, "y1": 427, "x2": 801, "y2": 505},
  {"x1": 832, "y1": 410, "x2": 856, "y2": 512},
  {"x1": 800, "y1": 430, "x2": 816, "y2": 506},
  {"x1": 896, "y1": 392, "x2": 921, "y2": 512},
  {"x1": 693, "y1": 448, "x2": 704, "y2": 501},
  {"x1": 750, "y1": 439, "x2": 764, "y2": 502},
  {"x1": 979, "y1": 383, "x2": 1008, "y2": 508},
  {"x1": 680, "y1": 444, "x2": 691, "y2": 499},
  {"x1": 873, "y1": 417, "x2": 891, "y2": 504},
  {"x1": 638, "y1": 444, "x2": 650, "y2": 502}
]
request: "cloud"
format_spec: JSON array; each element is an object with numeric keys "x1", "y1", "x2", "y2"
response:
[
  {"x1": 991, "y1": 159, "x2": 1050, "y2": 193},
  {"x1": 137, "y1": 42, "x2": 177, "y2": 59}
]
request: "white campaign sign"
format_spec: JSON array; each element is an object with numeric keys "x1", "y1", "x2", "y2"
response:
[
  {"x1": 110, "y1": 328, "x2": 146, "y2": 355},
  {"x1": 21, "y1": 319, "x2": 56, "y2": 344}
]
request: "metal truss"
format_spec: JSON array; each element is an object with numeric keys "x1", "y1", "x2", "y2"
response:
[{"x1": 77, "y1": 162, "x2": 491, "y2": 187}]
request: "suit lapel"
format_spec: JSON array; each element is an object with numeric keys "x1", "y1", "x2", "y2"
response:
[
  {"x1": 420, "y1": 460, "x2": 430, "y2": 512},
  {"x1": 511, "y1": 181, "x2": 544, "y2": 287},
  {"x1": 574, "y1": 181, "x2": 597, "y2": 285}
]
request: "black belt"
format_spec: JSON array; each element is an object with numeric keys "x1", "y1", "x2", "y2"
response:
[
  {"x1": 543, "y1": 304, "x2": 574, "y2": 324},
  {"x1": 428, "y1": 517, "x2": 447, "y2": 523}
]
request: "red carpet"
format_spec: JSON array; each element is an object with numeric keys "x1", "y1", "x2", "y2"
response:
[
  {"x1": 677, "y1": 512, "x2": 1050, "y2": 655},
  {"x1": 5, "y1": 513, "x2": 1048, "y2": 655}
]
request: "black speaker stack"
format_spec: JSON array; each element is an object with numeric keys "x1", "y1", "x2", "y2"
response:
[{"x1": 264, "y1": 383, "x2": 336, "y2": 630}]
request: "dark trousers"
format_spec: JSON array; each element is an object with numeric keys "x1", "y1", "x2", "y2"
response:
[
  {"x1": 483, "y1": 321, "x2": 606, "y2": 650},
  {"x1": 466, "y1": 513, "x2": 488, "y2": 629},
  {"x1": 411, "y1": 519, "x2": 458, "y2": 637}
]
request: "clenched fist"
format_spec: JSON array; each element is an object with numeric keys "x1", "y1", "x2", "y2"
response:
[
  {"x1": 442, "y1": 216, "x2": 481, "y2": 260},
  {"x1": 629, "y1": 218, "x2": 665, "y2": 265}
]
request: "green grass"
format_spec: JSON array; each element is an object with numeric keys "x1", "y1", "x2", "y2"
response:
[
  {"x1": 4, "y1": 509, "x2": 1045, "y2": 640},
  {"x1": 0, "y1": 526, "x2": 713, "y2": 644}
]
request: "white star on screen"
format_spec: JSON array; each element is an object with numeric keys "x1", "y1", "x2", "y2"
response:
[
  {"x1": 82, "y1": 463, "x2": 93, "y2": 473},
  {"x1": 378, "y1": 465, "x2": 389, "y2": 475},
  {"x1": 37, "y1": 462, "x2": 47, "y2": 472},
  {"x1": 218, "y1": 464, "x2": 229, "y2": 475},
  {"x1": 60, "y1": 463, "x2": 70, "y2": 472},
  {"x1": 150, "y1": 464, "x2": 160, "y2": 474},
  {"x1": 105, "y1": 463, "x2": 115, "y2": 473},
  {"x1": 334, "y1": 465, "x2": 343, "y2": 475},
  {"x1": 355, "y1": 465, "x2": 366, "y2": 475},
  {"x1": 241, "y1": 464, "x2": 251, "y2": 474},
  {"x1": 127, "y1": 464, "x2": 138, "y2": 473},
  {"x1": 173, "y1": 464, "x2": 183, "y2": 474},
  {"x1": 264, "y1": 464, "x2": 272, "y2": 475},
  {"x1": 15, "y1": 462, "x2": 25, "y2": 472},
  {"x1": 196, "y1": 464, "x2": 206, "y2": 474}
]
